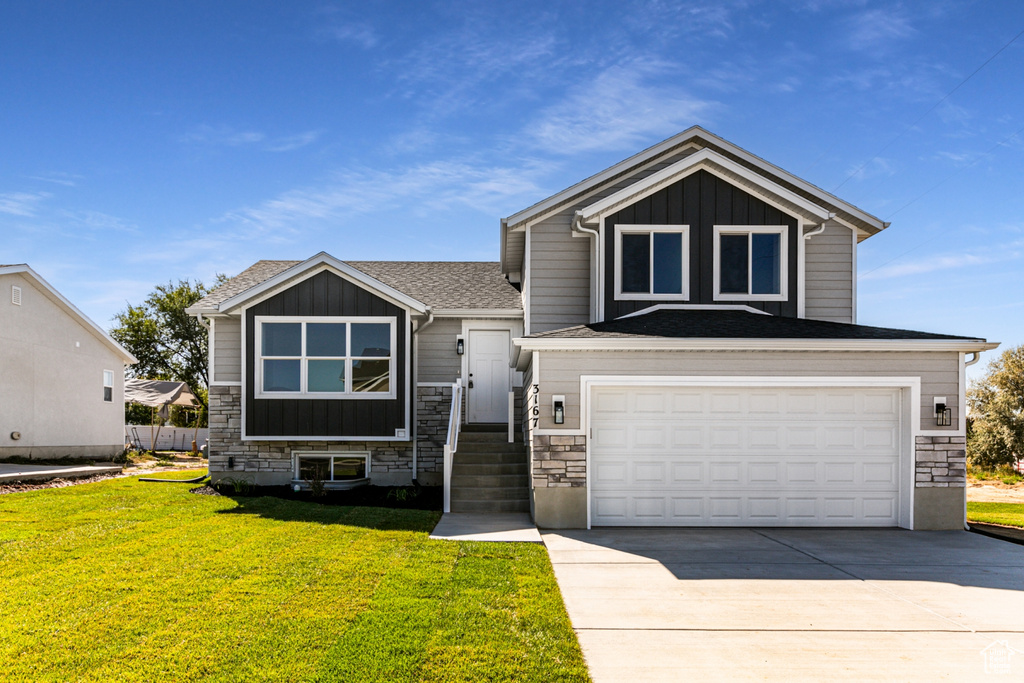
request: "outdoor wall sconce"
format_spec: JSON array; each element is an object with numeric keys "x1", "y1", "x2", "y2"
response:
[
  {"x1": 553, "y1": 395, "x2": 565, "y2": 425},
  {"x1": 934, "y1": 397, "x2": 952, "y2": 427},
  {"x1": 456, "y1": 336, "x2": 465, "y2": 355}
]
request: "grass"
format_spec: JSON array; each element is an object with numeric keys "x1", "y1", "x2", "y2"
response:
[
  {"x1": 0, "y1": 472, "x2": 589, "y2": 682},
  {"x1": 968, "y1": 465, "x2": 1024, "y2": 485},
  {"x1": 967, "y1": 502, "x2": 1024, "y2": 528}
]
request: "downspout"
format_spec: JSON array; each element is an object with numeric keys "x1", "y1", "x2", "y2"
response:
[
  {"x1": 572, "y1": 211, "x2": 601, "y2": 321},
  {"x1": 803, "y1": 212, "x2": 835, "y2": 241},
  {"x1": 964, "y1": 351, "x2": 981, "y2": 367},
  {"x1": 411, "y1": 307, "x2": 435, "y2": 486}
]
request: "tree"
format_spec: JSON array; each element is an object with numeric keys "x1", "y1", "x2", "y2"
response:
[
  {"x1": 111, "y1": 277, "x2": 225, "y2": 427},
  {"x1": 967, "y1": 344, "x2": 1024, "y2": 470}
]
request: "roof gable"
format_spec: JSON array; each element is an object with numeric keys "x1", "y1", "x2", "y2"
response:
[{"x1": 0, "y1": 264, "x2": 137, "y2": 363}]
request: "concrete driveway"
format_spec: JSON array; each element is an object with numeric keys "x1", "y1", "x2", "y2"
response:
[{"x1": 543, "y1": 528, "x2": 1024, "y2": 681}]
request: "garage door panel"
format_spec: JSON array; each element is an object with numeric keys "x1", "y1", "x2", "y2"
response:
[{"x1": 590, "y1": 385, "x2": 903, "y2": 527}]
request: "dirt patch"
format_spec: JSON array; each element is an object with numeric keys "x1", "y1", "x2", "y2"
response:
[{"x1": 967, "y1": 480, "x2": 1024, "y2": 504}]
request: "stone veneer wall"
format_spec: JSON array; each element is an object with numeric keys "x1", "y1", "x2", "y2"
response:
[
  {"x1": 531, "y1": 435, "x2": 587, "y2": 488},
  {"x1": 208, "y1": 385, "x2": 452, "y2": 486},
  {"x1": 915, "y1": 435, "x2": 967, "y2": 487}
]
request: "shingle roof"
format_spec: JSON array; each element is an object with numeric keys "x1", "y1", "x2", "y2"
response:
[
  {"x1": 525, "y1": 309, "x2": 983, "y2": 341},
  {"x1": 192, "y1": 259, "x2": 522, "y2": 312}
]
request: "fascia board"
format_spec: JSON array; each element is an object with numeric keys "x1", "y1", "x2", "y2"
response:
[
  {"x1": 216, "y1": 253, "x2": 429, "y2": 315},
  {"x1": 431, "y1": 308, "x2": 524, "y2": 318},
  {"x1": 580, "y1": 149, "x2": 830, "y2": 224},
  {"x1": 0, "y1": 264, "x2": 138, "y2": 364},
  {"x1": 513, "y1": 337, "x2": 1000, "y2": 353}
]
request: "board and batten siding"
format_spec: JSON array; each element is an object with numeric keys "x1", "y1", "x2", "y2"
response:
[
  {"x1": 530, "y1": 350, "x2": 960, "y2": 434},
  {"x1": 416, "y1": 318, "x2": 462, "y2": 383},
  {"x1": 212, "y1": 316, "x2": 242, "y2": 383},
  {"x1": 804, "y1": 220, "x2": 854, "y2": 323},
  {"x1": 526, "y1": 149, "x2": 699, "y2": 333}
]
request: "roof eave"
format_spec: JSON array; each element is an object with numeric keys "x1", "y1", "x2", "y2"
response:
[{"x1": 513, "y1": 337, "x2": 999, "y2": 353}]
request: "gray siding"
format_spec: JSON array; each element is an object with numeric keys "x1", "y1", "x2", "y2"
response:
[
  {"x1": 212, "y1": 316, "x2": 241, "y2": 383},
  {"x1": 533, "y1": 349, "x2": 960, "y2": 434},
  {"x1": 526, "y1": 149, "x2": 698, "y2": 333},
  {"x1": 805, "y1": 220, "x2": 854, "y2": 323},
  {"x1": 416, "y1": 318, "x2": 463, "y2": 383}
]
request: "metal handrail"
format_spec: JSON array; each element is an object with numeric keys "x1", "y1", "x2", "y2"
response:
[{"x1": 442, "y1": 378, "x2": 463, "y2": 513}]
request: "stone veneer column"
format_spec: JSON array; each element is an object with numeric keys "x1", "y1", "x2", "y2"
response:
[
  {"x1": 915, "y1": 435, "x2": 967, "y2": 487},
  {"x1": 531, "y1": 434, "x2": 587, "y2": 487}
]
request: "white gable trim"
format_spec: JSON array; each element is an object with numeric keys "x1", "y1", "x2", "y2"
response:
[
  {"x1": 579, "y1": 148, "x2": 831, "y2": 225},
  {"x1": 616, "y1": 304, "x2": 771, "y2": 319},
  {"x1": 214, "y1": 252, "x2": 429, "y2": 315},
  {"x1": 0, "y1": 264, "x2": 137, "y2": 364}
]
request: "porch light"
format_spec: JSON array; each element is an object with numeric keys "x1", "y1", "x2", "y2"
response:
[
  {"x1": 553, "y1": 396, "x2": 565, "y2": 425},
  {"x1": 456, "y1": 337, "x2": 465, "y2": 355},
  {"x1": 935, "y1": 402, "x2": 952, "y2": 427}
]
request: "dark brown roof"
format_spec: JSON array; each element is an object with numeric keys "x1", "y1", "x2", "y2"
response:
[
  {"x1": 192, "y1": 259, "x2": 521, "y2": 312},
  {"x1": 525, "y1": 309, "x2": 983, "y2": 341}
]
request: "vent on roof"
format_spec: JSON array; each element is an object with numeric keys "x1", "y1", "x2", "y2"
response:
[{"x1": 11, "y1": 285, "x2": 21, "y2": 306}]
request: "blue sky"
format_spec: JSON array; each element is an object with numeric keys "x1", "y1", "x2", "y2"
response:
[{"x1": 2, "y1": 1, "x2": 1023, "y2": 379}]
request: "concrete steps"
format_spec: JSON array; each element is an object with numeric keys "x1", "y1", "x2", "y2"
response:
[{"x1": 450, "y1": 425, "x2": 529, "y2": 513}]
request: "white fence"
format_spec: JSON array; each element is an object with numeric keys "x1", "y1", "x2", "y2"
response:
[{"x1": 126, "y1": 425, "x2": 209, "y2": 452}]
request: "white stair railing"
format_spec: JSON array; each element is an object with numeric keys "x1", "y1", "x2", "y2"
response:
[{"x1": 442, "y1": 379, "x2": 463, "y2": 513}]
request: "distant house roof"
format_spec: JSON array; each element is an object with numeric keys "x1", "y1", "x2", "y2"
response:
[
  {"x1": 523, "y1": 308, "x2": 984, "y2": 342},
  {"x1": 0, "y1": 264, "x2": 137, "y2": 363},
  {"x1": 191, "y1": 257, "x2": 522, "y2": 314}
]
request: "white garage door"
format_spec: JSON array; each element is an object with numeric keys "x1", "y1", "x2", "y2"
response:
[{"x1": 590, "y1": 385, "x2": 903, "y2": 527}]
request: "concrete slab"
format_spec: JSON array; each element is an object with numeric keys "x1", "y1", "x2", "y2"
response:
[
  {"x1": 429, "y1": 512, "x2": 542, "y2": 543},
  {"x1": 543, "y1": 528, "x2": 1024, "y2": 681},
  {"x1": 0, "y1": 462, "x2": 122, "y2": 483}
]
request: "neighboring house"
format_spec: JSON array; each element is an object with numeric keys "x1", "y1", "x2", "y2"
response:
[
  {"x1": 0, "y1": 264, "x2": 137, "y2": 459},
  {"x1": 190, "y1": 126, "x2": 997, "y2": 530}
]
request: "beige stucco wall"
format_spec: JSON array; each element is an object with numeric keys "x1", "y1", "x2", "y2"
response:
[{"x1": 0, "y1": 273, "x2": 127, "y2": 457}]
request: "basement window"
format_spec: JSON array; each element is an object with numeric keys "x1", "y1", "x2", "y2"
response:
[{"x1": 292, "y1": 452, "x2": 369, "y2": 482}]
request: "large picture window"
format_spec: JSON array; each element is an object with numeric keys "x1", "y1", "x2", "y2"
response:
[
  {"x1": 713, "y1": 226, "x2": 787, "y2": 301},
  {"x1": 256, "y1": 317, "x2": 396, "y2": 398},
  {"x1": 615, "y1": 224, "x2": 690, "y2": 300}
]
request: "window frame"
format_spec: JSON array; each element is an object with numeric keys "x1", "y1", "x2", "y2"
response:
[
  {"x1": 712, "y1": 225, "x2": 788, "y2": 302},
  {"x1": 292, "y1": 451, "x2": 371, "y2": 481},
  {"x1": 102, "y1": 370, "x2": 114, "y2": 403},
  {"x1": 255, "y1": 316, "x2": 398, "y2": 400},
  {"x1": 614, "y1": 224, "x2": 691, "y2": 300}
]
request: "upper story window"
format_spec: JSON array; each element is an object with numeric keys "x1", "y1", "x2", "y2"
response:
[
  {"x1": 255, "y1": 317, "x2": 396, "y2": 399},
  {"x1": 615, "y1": 224, "x2": 690, "y2": 300},
  {"x1": 103, "y1": 370, "x2": 114, "y2": 402},
  {"x1": 713, "y1": 226, "x2": 787, "y2": 301}
]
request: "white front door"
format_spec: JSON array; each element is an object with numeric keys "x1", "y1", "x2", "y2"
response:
[
  {"x1": 590, "y1": 385, "x2": 903, "y2": 527},
  {"x1": 467, "y1": 329, "x2": 511, "y2": 423}
]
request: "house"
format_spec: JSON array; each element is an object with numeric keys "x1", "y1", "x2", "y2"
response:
[
  {"x1": 0, "y1": 264, "x2": 137, "y2": 459},
  {"x1": 189, "y1": 126, "x2": 997, "y2": 530}
]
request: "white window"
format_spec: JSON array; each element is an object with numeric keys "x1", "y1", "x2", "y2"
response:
[
  {"x1": 103, "y1": 370, "x2": 114, "y2": 402},
  {"x1": 255, "y1": 317, "x2": 396, "y2": 399},
  {"x1": 293, "y1": 452, "x2": 369, "y2": 481},
  {"x1": 713, "y1": 225, "x2": 788, "y2": 301},
  {"x1": 615, "y1": 224, "x2": 690, "y2": 300}
]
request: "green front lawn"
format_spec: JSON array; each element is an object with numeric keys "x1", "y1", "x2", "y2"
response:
[
  {"x1": 967, "y1": 502, "x2": 1024, "y2": 528},
  {"x1": 0, "y1": 473, "x2": 589, "y2": 682}
]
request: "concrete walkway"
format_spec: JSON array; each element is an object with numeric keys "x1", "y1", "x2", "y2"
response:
[
  {"x1": 0, "y1": 462, "x2": 122, "y2": 483},
  {"x1": 429, "y1": 512, "x2": 542, "y2": 542},
  {"x1": 543, "y1": 528, "x2": 1024, "y2": 681}
]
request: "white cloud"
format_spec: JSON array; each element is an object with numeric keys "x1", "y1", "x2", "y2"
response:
[
  {"x1": 320, "y1": 23, "x2": 378, "y2": 49},
  {"x1": 0, "y1": 191, "x2": 50, "y2": 216},
  {"x1": 843, "y1": 7, "x2": 916, "y2": 51},
  {"x1": 265, "y1": 130, "x2": 323, "y2": 152},
  {"x1": 180, "y1": 125, "x2": 266, "y2": 146},
  {"x1": 860, "y1": 240, "x2": 1024, "y2": 281},
  {"x1": 524, "y1": 61, "x2": 717, "y2": 154},
  {"x1": 27, "y1": 172, "x2": 82, "y2": 187},
  {"x1": 843, "y1": 156, "x2": 896, "y2": 182}
]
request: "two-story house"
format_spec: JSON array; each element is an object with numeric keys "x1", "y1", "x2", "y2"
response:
[{"x1": 188, "y1": 127, "x2": 996, "y2": 530}]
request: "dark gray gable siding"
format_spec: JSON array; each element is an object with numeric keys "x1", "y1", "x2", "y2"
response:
[
  {"x1": 245, "y1": 270, "x2": 407, "y2": 438},
  {"x1": 604, "y1": 169, "x2": 799, "y2": 320}
]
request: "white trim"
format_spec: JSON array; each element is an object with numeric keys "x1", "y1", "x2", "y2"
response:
[
  {"x1": 514, "y1": 337, "x2": 998, "y2": 353},
  {"x1": 210, "y1": 253, "x2": 429, "y2": 315},
  {"x1": 613, "y1": 224, "x2": 691, "y2": 301},
  {"x1": 959, "y1": 351, "x2": 967, "y2": 433},
  {"x1": 598, "y1": 216, "x2": 607, "y2": 318},
  {"x1": 417, "y1": 382, "x2": 453, "y2": 387},
  {"x1": 254, "y1": 316, "x2": 398, "y2": 400},
  {"x1": 579, "y1": 148, "x2": 831, "y2": 226},
  {"x1": 210, "y1": 381, "x2": 242, "y2": 387},
  {"x1": 462, "y1": 319, "x2": 519, "y2": 424},
  {"x1": 0, "y1": 265, "x2": 136, "y2": 363},
  {"x1": 616, "y1": 303, "x2": 771, "y2": 319},
  {"x1": 713, "y1": 225, "x2": 789, "y2": 302},
  {"x1": 579, "y1": 374, "x2": 920, "y2": 530},
  {"x1": 524, "y1": 225, "x2": 532, "y2": 335},
  {"x1": 851, "y1": 223, "x2": 858, "y2": 324},
  {"x1": 292, "y1": 450, "x2": 371, "y2": 479},
  {"x1": 797, "y1": 222, "x2": 806, "y2": 318},
  {"x1": 208, "y1": 317, "x2": 216, "y2": 385},
  {"x1": 432, "y1": 309, "x2": 523, "y2": 318}
]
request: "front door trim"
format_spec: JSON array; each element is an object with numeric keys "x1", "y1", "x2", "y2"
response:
[{"x1": 461, "y1": 320, "x2": 520, "y2": 424}]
